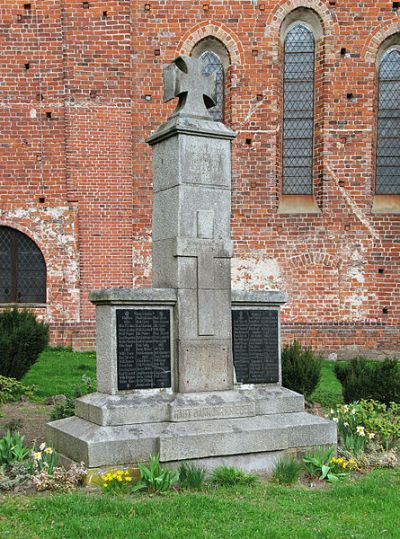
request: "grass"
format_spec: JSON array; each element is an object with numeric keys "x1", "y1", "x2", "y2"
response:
[
  {"x1": 310, "y1": 360, "x2": 343, "y2": 408},
  {"x1": 22, "y1": 347, "x2": 96, "y2": 401},
  {"x1": 0, "y1": 468, "x2": 399, "y2": 538}
]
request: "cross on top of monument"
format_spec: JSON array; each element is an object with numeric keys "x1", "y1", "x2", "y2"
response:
[{"x1": 163, "y1": 55, "x2": 217, "y2": 120}]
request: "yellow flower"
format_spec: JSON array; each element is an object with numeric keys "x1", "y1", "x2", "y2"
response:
[
  {"x1": 368, "y1": 432, "x2": 375, "y2": 440},
  {"x1": 44, "y1": 447, "x2": 53, "y2": 455},
  {"x1": 356, "y1": 426, "x2": 365, "y2": 436},
  {"x1": 33, "y1": 451, "x2": 42, "y2": 460},
  {"x1": 125, "y1": 476, "x2": 132, "y2": 481}
]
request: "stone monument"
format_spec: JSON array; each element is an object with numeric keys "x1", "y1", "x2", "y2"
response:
[{"x1": 48, "y1": 56, "x2": 336, "y2": 471}]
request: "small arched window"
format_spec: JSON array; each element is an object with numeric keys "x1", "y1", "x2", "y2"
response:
[
  {"x1": 282, "y1": 23, "x2": 315, "y2": 195},
  {"x1": 192, "y1": 38, "x2": 229, "y2": 123},
  {"x1": 200, "y1": 50, "x2": 224, "y2": 122},
  {"x1": 376, "y1": 47, "x2": 400, "y2": 194},
  {"x1": 0, "y1": 226, "x2": 46, "y2": 303}
]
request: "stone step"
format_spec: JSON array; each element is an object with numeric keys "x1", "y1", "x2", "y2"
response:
[
  {"x1": 47, "y1": 411, "x2": 335, "y2": 468},
  {"x1": 75, "y1": 387, "x2": 305, "y2": 426}
]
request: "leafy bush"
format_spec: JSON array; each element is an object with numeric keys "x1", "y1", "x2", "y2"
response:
[
  {"x1": 0, "y1": 375, "x2": 36, "y2": 405},
  {"x1": 330, "y1": 400, "x2": 400, "y2": 452},
  {"x1": 210, "y1": 466, "x2": 258, "y2": 487},
  {"x1": 0, "y1": 431, "x2": 30, "y2": 465},
  {"x1": 0, "y1": 309, "x2": 48, "y2": 380},
  {"x1": 178, "y1": 462, "x2": 206, "y2": 490},
  {"x1": 50, "y1": 397, "x2": 75, "y2": 421},
  {"x1": 133, "y1": 454, "x2": 179, "y2": 493},
  {"x1": 271, "y1": 457, "x2": 302, "y2": 486},
  {"x1": 281, "y1": 341, "x2": 322, "y2": 399},
  {"x1": 334, "y1": 358, "x2": 400, "y2": 405},
  {"x1": 0, "y1": 461, "x2": 32, "y2": 491},
  {"x1": 50, "y1": 375, "x2": 96, "y2": 421},
  {"x1": 303, "y1": 447, "x2": 346, "y2": 483}
]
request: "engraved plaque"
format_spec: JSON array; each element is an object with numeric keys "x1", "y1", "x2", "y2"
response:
[
  {"x1": 232, "y1": 309, "x2": 279, "y2": 384},
  {"x1": 116, "y1": 309, "x2": 171, "y2": 390}
]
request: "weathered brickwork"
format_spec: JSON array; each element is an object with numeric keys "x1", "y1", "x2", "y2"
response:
[{"x1": 1, "y1": 0, "x2": 399, "y2": 356}]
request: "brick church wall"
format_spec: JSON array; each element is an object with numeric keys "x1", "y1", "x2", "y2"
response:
[{"x1": 1, "y1": 0, "x2": 399, "y2": 357}]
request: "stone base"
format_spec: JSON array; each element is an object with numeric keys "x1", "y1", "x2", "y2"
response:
[{"x1": 47, "y1": 388, "x2": 336, "y2": 470}]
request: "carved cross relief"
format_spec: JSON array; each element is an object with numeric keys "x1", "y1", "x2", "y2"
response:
[{"x1": 163, "y1": 55, "x2": 216, "y2": 119}]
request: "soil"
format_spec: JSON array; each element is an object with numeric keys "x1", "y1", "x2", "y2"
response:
[{"x1": 0, "y1": 400, "x2": 50, "y2": 446}]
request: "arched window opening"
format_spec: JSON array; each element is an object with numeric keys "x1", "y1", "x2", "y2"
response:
[
  {"x1": 192, "y1": 38, "x2": 229, "y2": 123},
  {"x1": 199, "y1": 50, "x2": 224, "y2": 122},
  {"x1": 282, "y1": 23, "x2": 315, "y2": 195},
  {"x1": 0, "y1": 226, "x2": 46, "y2": 303},
  {"x1": 376, "y1": 47, "x2": 400, "y2": 194}
]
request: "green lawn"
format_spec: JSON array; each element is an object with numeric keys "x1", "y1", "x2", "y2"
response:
[
  {"x1": 22, "y1": 348, "x2": 96, "y2": 400},
  {"x1": 1, "y1": 468, "x2": 399, "y2": 538},
  {"x1": 310, "y1": 361, "x2": 343, "y2": 408},
  {"x1": 5, "y1": 350, "x2": 400, "y2": 538},
  {"x1": 23, "y1": 349, "x2": 343, "y2": 408}
]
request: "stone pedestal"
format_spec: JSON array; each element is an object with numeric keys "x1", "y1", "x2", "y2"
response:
[{"x1": 47, "y1": 56, "x2": 336, "y2": 471}]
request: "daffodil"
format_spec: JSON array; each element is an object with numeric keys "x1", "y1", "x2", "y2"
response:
[
  {"x1": 39, "y1": 442, "x2": 46, "y2": 451},
  {"x1": 356, "y1": 426, "x2": 365, "y2": 436},
  {"x1": 333, "y1": 417, "x2": 339, "y2": 423},
  {"x1": 368, "y1": 432, "x2": 375, "y2": 440},
  {"x1": 44, "y1": 447, "x2": 53, "y2": 455},
  {"x1": 33, "y1": 451, "x2": 42, "y2": 460}
]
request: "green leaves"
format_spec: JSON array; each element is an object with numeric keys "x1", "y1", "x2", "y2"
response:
[
  {"x1": 303, "y1": 447, "x2": 345, "y2": 483},
  {"x1": 134, "y1": 455, "x2": 179, "y2": 493},
  {"x1": 0, "y1": 431, "x2": 30, "y2": 465}
]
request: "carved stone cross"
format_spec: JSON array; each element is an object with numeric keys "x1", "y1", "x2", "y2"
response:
[{"x1": 163, "y1": 55, "x2": 216, "y2": 119}]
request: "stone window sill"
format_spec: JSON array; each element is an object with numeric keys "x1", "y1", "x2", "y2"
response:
[
  {"x1": 372, "y1": 195, "x2": 400, "y2": 214},
  {"x1": 0, "y1": 303, "x2": 47, "y2": 308},
  {"x1": 278, "y1": 195, "x2": 321, "y2": 214}
]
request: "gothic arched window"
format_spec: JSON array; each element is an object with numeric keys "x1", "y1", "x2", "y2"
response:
[
  {"x1": 192, "y1": 38, "x2": 229, "y2": 123},
  {"x1": 200, "y1": 50, "x2": 224, "y2": 122},
  {"x1": 0, "y1": 226, "x2": 46, "y2": 303},
  {"x1": 376, "y1": 48, "x2": 400, "y2": 194},
  {"x1": 282, "y1": 24, "x2": 315, "y2": 195}
]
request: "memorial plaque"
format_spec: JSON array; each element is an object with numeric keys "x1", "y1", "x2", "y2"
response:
[
  {"x1": 232, "y1": 309, "x2": 279, "y2": 384},
  {"x1": 116, "y1": 309, "x2": 171, "y2": 390}
]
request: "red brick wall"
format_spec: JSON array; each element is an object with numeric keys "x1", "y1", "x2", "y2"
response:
[{"x1": 1, "y1": 1, "x2": 399, "y2": 356}]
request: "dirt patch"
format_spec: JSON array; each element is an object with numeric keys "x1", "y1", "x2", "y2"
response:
[{"x1": 0, "y1": 401, "x2": 51, "y2": 446}]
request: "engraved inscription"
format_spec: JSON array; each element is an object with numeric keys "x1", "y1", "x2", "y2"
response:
[
  {"x1": 116, "y1": 309, "x2": 171, "y2": 390},
  {"x1": 172, "y1": 403, "x2": 255, "y2": 421},
  {"x1": 232, "y1": 309, "x2": 279, "y2": 384}
]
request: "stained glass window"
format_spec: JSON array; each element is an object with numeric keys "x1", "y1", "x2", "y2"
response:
[
  {"x1": 376, "y1": 48, "x2": 400, "y2": 194},
  {"x1": 283, "y1": 24, "x2": 315, "y2": 195},
  {"x1": 0, "y1": 226, "x2": 46, "y2": 303},
  {"x1": 200, "y1": 50, "x2": 224, "y2": 122}
]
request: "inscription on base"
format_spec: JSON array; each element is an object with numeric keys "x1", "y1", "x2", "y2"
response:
[
  {"x1": 116, "y1": 309, "x2": 171, "y2": 390},
  {"x1": 232, "y1": 309, "x2": 279, "y2": 384}
]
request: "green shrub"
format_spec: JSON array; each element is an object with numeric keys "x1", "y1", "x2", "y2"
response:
[
  {"x1": 281, "y1": 341, "x2": 322, "y2": 399},
  {"x1": 210, "y1": 466, "x2": 258, "y2": 487},
  {"x1": 0, "y1": 309, "x2": 48, "y2": 380},
  {"x1": 271, "y1": 457, "x2": 302, "y2": 486},
  {"x1": 0, "y1": 431, "x2": 30, "y2": 466},
  {"x1": 303, "y1": 447, "x2": 346, "y2": 483},
  {"x1": 50, "y1": 376, "x2": 96, "y2": 421},
  {"x1": 133, "y1": 454, "x2": 179, "y2": 493},
  {"x1": 0, "y1": 461, "x2": 32, "y2": 491},
  {"x1": 330, "y1": 400, "x2": 400, "y2": 452},
  {"x1": 334, "y1": 358, "x2": 400, "y2": 405},
  {"x1": 0, "y1": 375, "x2": 36, "y2": 405},
  {"x1": 178, "y1": 462, "x2": 206, "y2": 490}
]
